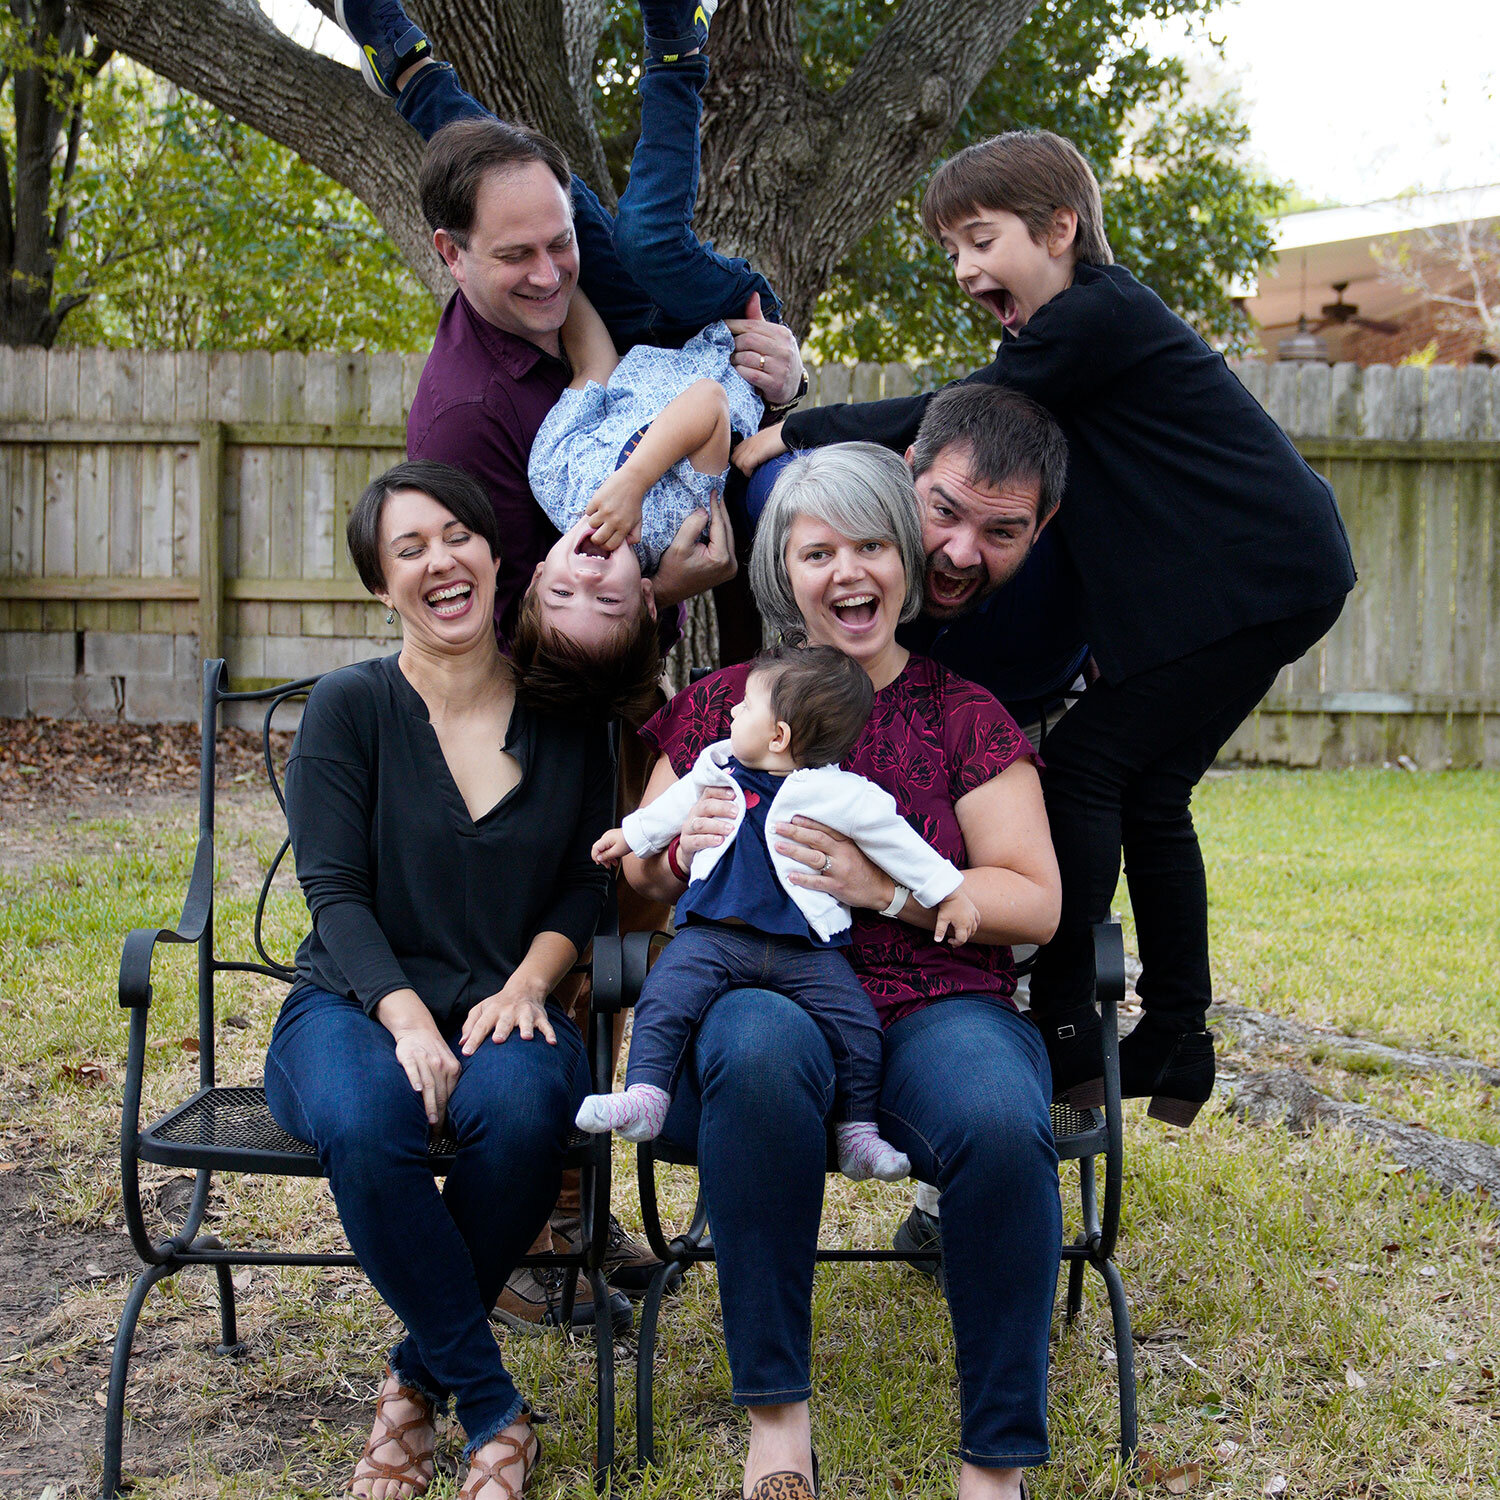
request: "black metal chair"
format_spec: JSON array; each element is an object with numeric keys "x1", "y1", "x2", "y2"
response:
[
  {"x1": 601, "y1": 920, "x2": 1138, "y2": 1472},
  {"x1": 103, "y1": 659, "x2": 625, "y2": 1499}
]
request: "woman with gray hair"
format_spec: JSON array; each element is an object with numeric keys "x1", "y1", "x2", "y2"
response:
[{"x1": 617, "y1": 443, "x2": 1063, "y2": 1500}]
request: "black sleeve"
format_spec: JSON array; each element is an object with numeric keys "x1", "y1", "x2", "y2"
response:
[
  {"x1": 782, "y1": 271, "x2": 1143, "y2": 452},
  {"x1": 284, "y1": 677, "x2": 412, "y2": 1015},
  {"x1": 533, "y1": 724, "x2": 614, "y2": 956},
  {"x1": 782, "y1": 388, "x2": 938, "y2": 453}
]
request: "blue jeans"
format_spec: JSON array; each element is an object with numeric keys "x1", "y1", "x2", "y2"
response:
[
  {"x1": 396, "y1": 58, "x2": 779, "y2": 349},
  {"x1": 660, "y1": 989, "x2": 1061, "y2": 1467},
  {"x1": 625, "y1": 923, "x2": 886, "y2": 1121},
  {"x1": 263, "y1": 986, "x2": 589, "y2": 1455}
]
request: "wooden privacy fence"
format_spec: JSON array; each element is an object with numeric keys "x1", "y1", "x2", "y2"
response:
[{"x1": 1, "y1": 349, "x2": 1498, "y2": 766}]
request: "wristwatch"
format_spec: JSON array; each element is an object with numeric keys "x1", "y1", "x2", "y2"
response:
[
  {"x1": 762, "y1": 369, "x2": 809, "y2": 423},
  {"x1": 880, "y1": 882, "x2": 910, "y2": 918}
]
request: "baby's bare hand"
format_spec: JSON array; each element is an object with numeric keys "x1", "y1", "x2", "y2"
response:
[
  {"x1": 592, "y1": 828, "x2": 631, "y2": 868},
  {"x1": 934, "y1": 891, "x2": 981, "y2": 946}
]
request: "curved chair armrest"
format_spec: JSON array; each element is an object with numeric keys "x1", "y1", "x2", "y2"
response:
[
  {"x1": 118, "y1": 833, "x2": 215, "y2": 1009},
  {"x1": 591, "y1": 929, "x2": 670, "y2": 1014},
  {"x1": 1092, "y1": 920, "x2": 1126, "y2": 1259}
]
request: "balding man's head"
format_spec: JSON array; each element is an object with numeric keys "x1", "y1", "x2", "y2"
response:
[{"x1": 906, "y1": 386, "x2": 1068, "y2": 617}]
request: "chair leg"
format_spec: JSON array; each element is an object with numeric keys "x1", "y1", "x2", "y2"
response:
[
  {"x1": 1098, "y1": 1257, "x2": 1137, "y2": 1460},
  {"x1": 211, "y1": 1260, "x2": 249, "y2": 1357},
  {"x1": 634, "y1": 1258, "x2": 677, "y2": 1470},
  {"x1": 100, "y1": 1262, "x2": 175, "y2": 1500},
  {"x1": 1064, "y1": 1254, "x2": 1086, "y2": 1325},
  {"x1": 589, "y1": 1268, "x2": 616, "y2": 1491}
]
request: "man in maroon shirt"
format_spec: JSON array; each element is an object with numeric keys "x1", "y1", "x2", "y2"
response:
[{"x1": 391, "y1": 49, "x2": 804, "y2": 643}]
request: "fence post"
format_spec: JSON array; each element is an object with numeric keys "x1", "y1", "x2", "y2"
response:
[{"x1": 197, "y1": 422, "x2": 225, "y2": 669}]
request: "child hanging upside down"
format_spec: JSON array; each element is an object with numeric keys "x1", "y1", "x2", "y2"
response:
[
  {"x1": 578, "y1": 645, "x2": 982, "y2": 1183},
  {"x1": 513, "y1": 0, "x2": 787, "y2": 708}
]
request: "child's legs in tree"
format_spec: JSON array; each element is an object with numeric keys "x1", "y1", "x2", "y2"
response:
[{"x1": 612, "y1": 57, "x2": 782, "y2": 330}]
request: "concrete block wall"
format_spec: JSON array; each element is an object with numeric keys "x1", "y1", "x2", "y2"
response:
[{"x1": 1, "y1": 628, "x2": 201, "y2": 723}]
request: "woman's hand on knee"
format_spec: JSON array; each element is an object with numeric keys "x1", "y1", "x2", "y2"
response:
[
  {"x1": 378, "y1": 990, "x2": 461, "y2": 1128},
  {"x1": 393, "y1": 1033, "x2": 461, "y2": 1128},
  {"x1": 461, "y1": 977, "x2": 558, "y2": 1054}
]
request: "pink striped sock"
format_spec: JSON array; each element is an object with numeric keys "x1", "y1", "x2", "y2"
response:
[
  {"x1": 575, "y1": 1084, "x2": 671, "y2": 1142},
  {"x1": 836, "y1": 1121, "x2": 911, "y2": 1182}
]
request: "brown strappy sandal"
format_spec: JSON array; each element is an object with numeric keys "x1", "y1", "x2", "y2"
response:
[
  {"x1": 458, "y1": 1412, "x2": 541, "y2": 1500},
  {"x1": 347, "y1": 1369, "x2": 436, "y2": 1500}
]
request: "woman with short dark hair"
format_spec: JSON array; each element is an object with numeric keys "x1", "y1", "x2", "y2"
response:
[{"x1": 264, "y1": 460, "x2": 613, "y2": 1500}]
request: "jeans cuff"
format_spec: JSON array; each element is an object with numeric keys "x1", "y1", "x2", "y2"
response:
[
  {"x1": 732, "y1": 1383, "x2": 812, "y2": 1407},
  {"x1": 959, "y1": 1446, "x2": 1049, "y2": 1468},
  {"x1": 461, "y1": 1396, "x2": 529, "y2": 1461},
  {"x1": 386, "y1": 1347, "x2": 447, "y2": 1411}
]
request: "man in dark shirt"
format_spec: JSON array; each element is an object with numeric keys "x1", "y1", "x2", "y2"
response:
[{"x1": 333, "y1": 0, "x2": 805, "y2": 1327}]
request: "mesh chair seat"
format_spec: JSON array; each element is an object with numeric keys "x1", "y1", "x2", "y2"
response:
[{"x1": 139, "y1": 1085, "x2": 593, "y2": 1177}]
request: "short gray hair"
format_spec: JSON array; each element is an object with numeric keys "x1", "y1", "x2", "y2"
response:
[{"x1": 750, "y1": 443, "x2": 926, "y2": 644}]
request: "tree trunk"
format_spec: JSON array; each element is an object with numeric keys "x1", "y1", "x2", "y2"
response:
[
  {"x1": 1229, "y1": 1069, "x2": 1500, "y2": 1198},
  {"x1": 73, "y1": 0, "x2": 1041, "y2": 335},
  {"x1": 1, "y1": 0, "x2": 91, "y2": 346}
]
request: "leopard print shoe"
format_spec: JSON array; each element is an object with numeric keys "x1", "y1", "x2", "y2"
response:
[{"x1": 746, "y1": 1449, "x2": 819, "y2": 1499}]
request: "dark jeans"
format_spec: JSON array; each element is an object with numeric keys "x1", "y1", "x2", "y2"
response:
[
  {"x1": 263, "y1": 986, "x2": 589, "y2": 1455},
  {"x1": 626, "y1": 923, "x2": 886, "y2": 1121},
  {"x1": 660, "y1": 988, "x2": 1060, "y2": 1467},
  {"x1": 395, "y1": 58, "x2": 779, "y2": 351},
  {"x1": 1030, "y1": 599, "x2": 1346, "y2": 1025}
]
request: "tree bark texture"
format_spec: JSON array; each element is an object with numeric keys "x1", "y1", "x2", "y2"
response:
[
  {"x1": 72, "y1": 0, "x2": 1041, "y2": 335},
  {"x1": 2, "y1": 0, "x2": 104, "y2": 346}
]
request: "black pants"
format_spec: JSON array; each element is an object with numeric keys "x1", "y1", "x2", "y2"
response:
[{"x1": 1030, "y1": 599, "x2": 1345, "y2": 1027}]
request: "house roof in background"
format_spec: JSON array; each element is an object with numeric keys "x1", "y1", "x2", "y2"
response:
[{"x1": 1246, "y1": 185, "x2": 1500, "y2": 341}]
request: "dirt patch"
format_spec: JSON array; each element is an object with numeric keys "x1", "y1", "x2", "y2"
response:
[{"x1": 0, "y1": 1161, "x2": 375, "y2": 1498}]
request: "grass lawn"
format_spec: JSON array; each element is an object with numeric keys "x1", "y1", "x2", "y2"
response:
[{"x1": 0, "y1": 768, "x2": 1496, "y2": 1498}]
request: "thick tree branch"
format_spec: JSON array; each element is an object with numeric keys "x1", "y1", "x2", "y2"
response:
[
  {"x1": 698, "y1": 0, "x2": 1041, "y2": 329},
  {"x1": 71, "y1": 0, "x2": 450, "y2": 296}
]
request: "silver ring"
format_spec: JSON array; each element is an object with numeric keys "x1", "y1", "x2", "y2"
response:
[{"x1": 820, "y1": 850, "x2": 832, "y2": 872}]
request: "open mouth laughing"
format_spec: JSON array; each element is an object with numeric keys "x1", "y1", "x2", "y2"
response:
[
  {"x1": 830, "y1": 592, "x2": 879, "y2": 629},
  {"x1": 974, "y1": 286, "x2": 1020, "y2": 329},
  {"x1": 425, "y1": 581, "x2": 474, "y2": 618}
]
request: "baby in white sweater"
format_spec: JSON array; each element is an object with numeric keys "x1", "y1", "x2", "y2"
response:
[{"x1": 581, "y1": 644, "x2": 979, "y2": 1181}]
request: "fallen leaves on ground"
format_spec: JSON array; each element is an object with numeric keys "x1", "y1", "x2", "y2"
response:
[{"x1": 0, "y1": 718, "x2": 289, "y2": 811}]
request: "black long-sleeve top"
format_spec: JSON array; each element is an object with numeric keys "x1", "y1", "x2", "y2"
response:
[
  {"x1": 783, "y1": 262, "x2": 1357, "y2": 683},
  {"x1": 283, "y1": 654, "x2": 613, "y2": 1032}
]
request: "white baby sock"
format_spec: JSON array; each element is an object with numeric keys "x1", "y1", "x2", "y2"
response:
[
  {"x1": 836, "y1": 1121, "x2": 911, "y2": 1182},
  {"x1": 575, "y1": 1083, "x2": 671, "y2": 1142}
]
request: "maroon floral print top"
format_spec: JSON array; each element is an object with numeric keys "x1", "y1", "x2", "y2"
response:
[{"x1": 640, "y1": 654, "x2": 1040, "y2": 1027}]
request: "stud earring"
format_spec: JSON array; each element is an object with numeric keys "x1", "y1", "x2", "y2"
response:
[{"x1": 385, "y1": 608, "x2": 395, "y2": 625}]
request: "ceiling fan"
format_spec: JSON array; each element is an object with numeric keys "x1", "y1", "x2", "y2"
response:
[{"x1": 1313, "y1": 282, "x2": 1401, "y2": 336}]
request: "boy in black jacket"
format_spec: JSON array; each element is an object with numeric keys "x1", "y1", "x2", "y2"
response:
[{"x1": 736, "y1": 130, "x2": 1356, "y2": 1126}]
